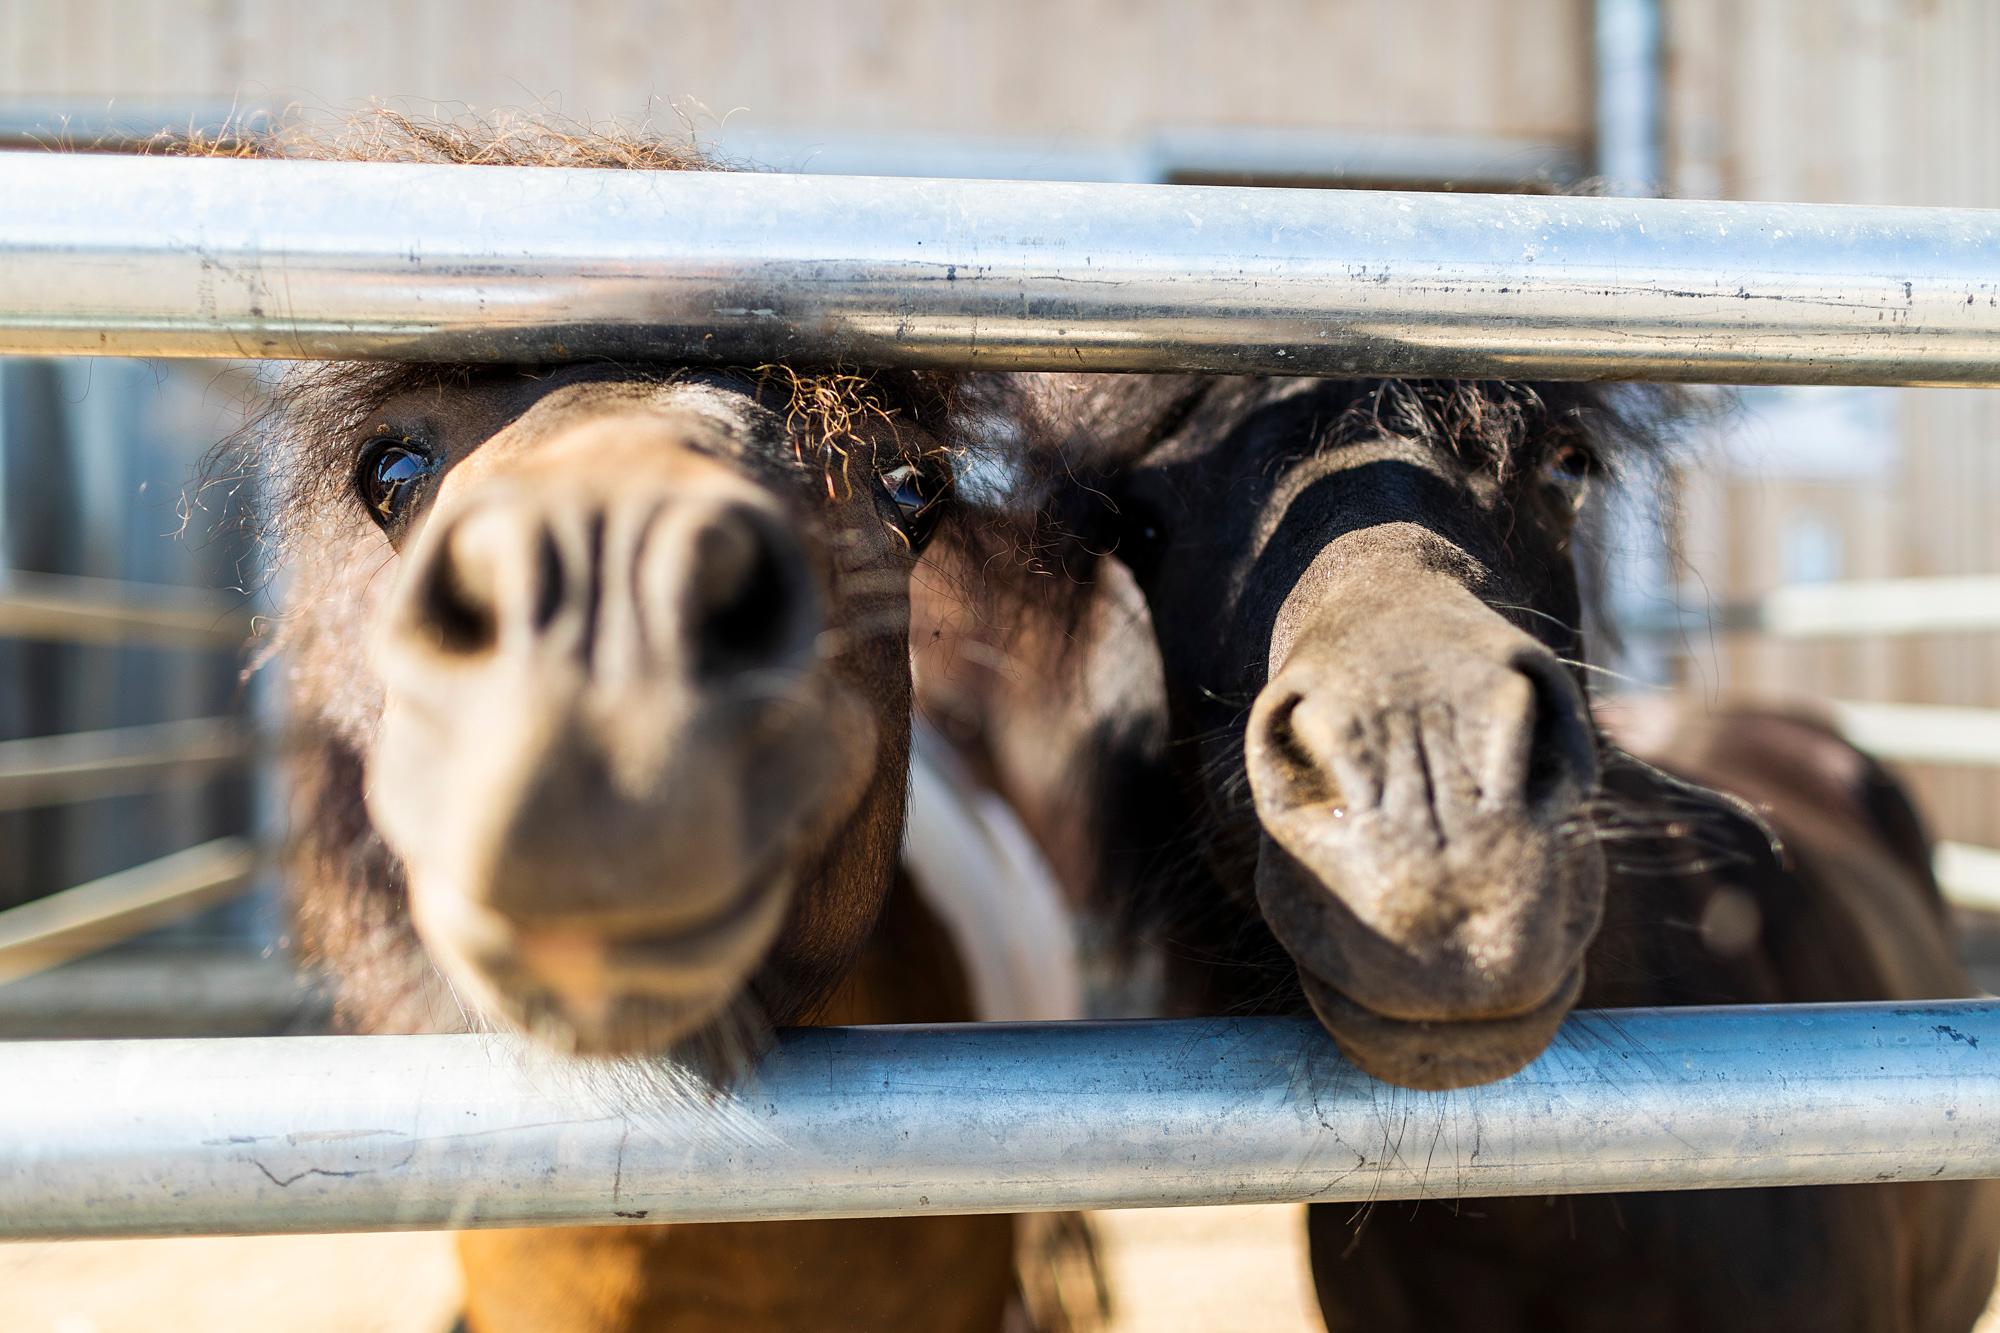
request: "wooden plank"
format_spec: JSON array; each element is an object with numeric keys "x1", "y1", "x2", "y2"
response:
[
  {"x1": 0, "y1": 570, "x2": 252, "y2": 649},
  {"x1": 0, "y1": 717, "x2": 251, "y2": 811},
  {"x1": 0, "y1": 839, "x2": 258, "y2": 986}
]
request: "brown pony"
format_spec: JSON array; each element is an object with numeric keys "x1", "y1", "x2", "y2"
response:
[
  {"x1": 213, "y1": 119, "x2": 1070, "y2": 1333},
  {"x1": 927, "y1": 372, "x2": 2000, "y2": 1331}
]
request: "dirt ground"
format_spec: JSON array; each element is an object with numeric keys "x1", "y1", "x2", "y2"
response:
[
  {"x1": 4, "y1": 1207, "x2": 1321, "y2": 1333},
  {"x1": 0, "y1": 1229, "x2": 463, "y2": 1333},
  {"x1": 5, "y1": 1204, "x2": 1999, "y2": 1332}
]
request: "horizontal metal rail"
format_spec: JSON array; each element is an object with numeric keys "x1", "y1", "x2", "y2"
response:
[
  {"x1": 0, "y1": 949, "x2": 328, "y2": 1040},
  {"x1": 1631, "y1": 575, "x2": 2000, "y2": 640},
  {"x1": 1941, "y1": 842, "x2": 2000, "y2": 914},
  {"x1": 0, "y1": 717, "x2": 252, "y2": 811},
  {"x1": 0, "y1": 838, "x2": 258, "y2": 986},
  {"x1": 0, "y1": 101, "x2": 269, "y2": 151},
  {"x1": 1827, "y1": 701, "x2": 2000, "y2": 768},
  {"x1": 4, "y1": 155, "x2": 2000, "y2": 383},
  {"x1": 1, "y1": 1001, "x2": 1996, "y2": 1238},
  {"x1": 0, "y1": 571, "x2": 253, "y2": 648},
  {"x1": 718, "y1": 125, "x2": 1584, "y2": 189}
]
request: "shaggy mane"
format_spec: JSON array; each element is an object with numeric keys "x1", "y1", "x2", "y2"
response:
[
  {"x1": 944, "y1": 373, "x2": 1698, "y2": 664},
  {"x1": 156, "y1": 106, "x2": 718, "y2": 172}
]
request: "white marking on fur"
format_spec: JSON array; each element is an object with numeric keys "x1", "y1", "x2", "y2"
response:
[{"x1": 902, "y1": 721, "x2": 1085, "y2": 1022}]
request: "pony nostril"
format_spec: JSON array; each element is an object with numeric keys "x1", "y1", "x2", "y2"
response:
[
  {"x1": 1255, "y1": 692, "x2": 1345, "y2": 810},
  {"x1": 686, "y1": 506, "x2": 811, "y2": 683},
  {"x1": 1516, "y1": 655, "x2": 1594, "y2": 816},
  {"x1": 531, "y1": 525, "x2": 564, "y2": 634},
  {"x1": 414, "y1": 529, "x2": 500, "y2": 658}
]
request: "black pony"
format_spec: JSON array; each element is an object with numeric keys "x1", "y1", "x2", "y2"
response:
[{"x1": 921, "y1": 372, "x2": 2000, "y2": 1331}]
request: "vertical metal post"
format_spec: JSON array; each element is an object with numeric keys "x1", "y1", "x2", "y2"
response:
[
  {"x1": 1595, "y1": 0, "x2": 1665, "y2": 195},
  {"x1": 1593, "y1": 0, "x2": 1674, "y2": 690}
]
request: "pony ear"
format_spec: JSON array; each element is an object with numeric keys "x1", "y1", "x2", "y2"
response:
[{"x1": 1595, "y1": 742, "x2": 1788, "y2": 878}]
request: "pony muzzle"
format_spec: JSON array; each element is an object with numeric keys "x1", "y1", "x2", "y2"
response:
[{"x1": 365, "y1": 423, "x2": 879, "y2": 1054}]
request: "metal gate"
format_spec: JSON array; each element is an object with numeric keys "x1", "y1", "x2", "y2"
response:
[{"x1": 2, "y1": 155, "x2": 1998, "y2": 1237}]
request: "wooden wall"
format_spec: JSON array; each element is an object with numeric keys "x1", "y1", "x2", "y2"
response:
[
  {"x1": 0, "y1": 0, "x2": 1591, "y2": 148},
  {"x1": 1665, "y1": 0, "x2": 2000, "y2": 846}
]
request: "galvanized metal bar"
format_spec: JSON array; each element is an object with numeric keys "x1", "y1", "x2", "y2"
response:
[
  {"x1": 1940, "y1": 842, "x2": 2000, "y2": 914},
  {"x1": 2, "y1": 1001, "x2": 1997, "y2": 1239},
  {"x1": 1750, "y1": 575, "x2": 2000, "y2": 635},
  {"x1": 0, "y1": 838, "x2": 258, "y2": 986},
  {"x1": 1827, "y1": 701, "x2": 2000, "y2": 768},
  {"x1": 719, "y1": 125, "x2": 1585, "y2": 190},
  {"x1": 0, "y1": 570, "x2": 254, "y2": 649},
  {"x1": 0, "y1": 949, "x2": 327, "y2": 1040},
  {"x1": 1594, "y1": 0, "x2": 1664, "y2": 196},
  {"x1": 0, "y1": 717, "x2": 251, "y2": 811},
  {"x1": 4, "y1": 154, "x2": 2000, "y2": 383},
  {"x1": 1628, "y1": 575, "x2": 2000, "y2": 640},
  {"x1": 0, "y1": 100, "x2": 269, "y2": 150},
  {"x1": 1141, "y1": 126, "x2": 1584, "y2": 189}
]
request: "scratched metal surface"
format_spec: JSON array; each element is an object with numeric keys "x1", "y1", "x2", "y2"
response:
[
  {"x1": 1, "y1": 1001, "x2": 1996, "y2": 1238},
  {"x1": 3, "y1": 155, "x2": 2000, "y2": 384}
]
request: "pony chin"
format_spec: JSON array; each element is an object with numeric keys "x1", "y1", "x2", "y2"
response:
[{"x1": 1294, "y1": 961, "x2": 1584, "y2": 1091}]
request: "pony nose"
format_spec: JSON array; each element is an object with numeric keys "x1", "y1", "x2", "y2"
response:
[
  {"x1": 676, "y1": 501, "x2": 817, "y2": 684},
  {"x1": 1249, "y1": 647, "x2": 1594, "y2": 827},
  {"x1": 394, "y1": 486, "x2": 819, "y2": 685},
  {"x1": 1488, "y1": 649, "x2": 1597, "y2": 821}
]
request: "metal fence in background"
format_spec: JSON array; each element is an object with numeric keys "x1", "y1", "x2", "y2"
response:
[
  {"x1": 0, "y1": 159, "x2": 1998, "y2": 1233},
  {"x1": 1628, "y1": 573, "x2": 2000, "y2": 908},
  {"x1": 0, "y1": 354, "x2": 275, "y2": 1020}
]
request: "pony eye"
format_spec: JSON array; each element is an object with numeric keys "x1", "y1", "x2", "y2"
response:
[
  {"x1": 879, "y1": 462, "x2": 949, "y2": 551},
  {"x1": 1541, "y1": 444, "x2": 1595, "y2": 508},
  {"x1": 1108, "y1": 500, "x2": 1170, "y2": 587},
  {"x1": 356, "y1": 436, "x2": 441, "y2": 531}
]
